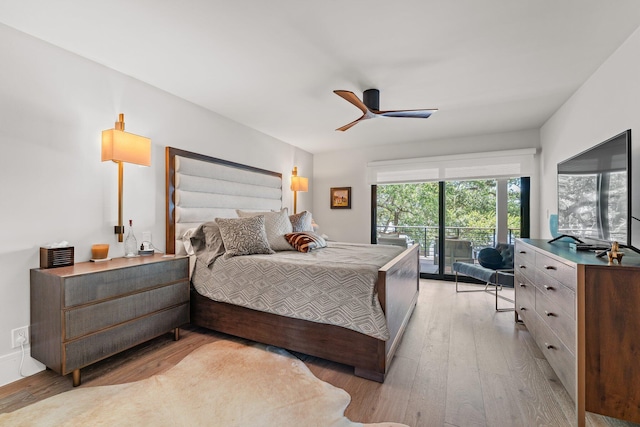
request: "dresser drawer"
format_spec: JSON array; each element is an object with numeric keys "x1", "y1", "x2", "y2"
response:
[
  {"x1": 63, "y1": 304, "x2": 189, "y2": 373},
  {"x1": 516, "y1": 275, "x2": 536, "y2": 326},
  {"x1": 63, "y1": 258, "x2": 188, "y2": 307},
  {"x1": 64, "y1": 280, "x2": 189, "y2": 340},
  {"x1": 535, "y1": 317, "x2": 576, "y2": 402},
  {"x1": 535, "y1": 253, "x2": 576, "y2": 290},
  {"x1": 515, "y1": 256, "x2": 536, "y2": 282},
  {"x1": 515, "y1": 242, "x2": 536, "y2": 266},
  {"x1": 535, "y1": 290, "x2": 575, "y2": 354},
  {"x1": 535, "y1": 272, "x2": 575, "y2": 319}
]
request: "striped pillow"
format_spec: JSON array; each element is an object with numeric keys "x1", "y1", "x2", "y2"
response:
[{"x1": 284, "y1": 232, "x2": 327, "y2": 253}]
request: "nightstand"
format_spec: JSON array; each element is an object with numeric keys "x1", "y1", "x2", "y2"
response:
[{"x1": 30, "y1": 254, "x2": 189, "y2": 386}]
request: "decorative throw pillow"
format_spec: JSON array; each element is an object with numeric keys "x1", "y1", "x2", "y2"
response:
[
  {"x1": 236, "y1": 208, "x2": 294, "y2": 251},
  {"x1": 477, "y1": 247, "x2": 504, "y2": 270},
  {"x1": 189, "y1": 221, "x2": 226, "y2": 266},
  {"x1": 215, "y1": 216, "x2": 274, "y2": 258},
  {"x1": 289, "y1": 211, "x2": 313, "y2": 232},
  {"x1": 284, "y1": 232, "x2": 327, "y2": 253}
]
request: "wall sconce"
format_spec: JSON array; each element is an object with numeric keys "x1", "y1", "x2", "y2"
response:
[
  {"x1": 290, "y1": 166, "x2": 308, "y2": 214},
  {"x1": 101, "y1": 114, "x2": 151, "y2": 242}
]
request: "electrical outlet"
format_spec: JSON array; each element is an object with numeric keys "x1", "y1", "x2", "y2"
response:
[{"x1": 11, "y1": 326, "x2": 29, "y2": 348}]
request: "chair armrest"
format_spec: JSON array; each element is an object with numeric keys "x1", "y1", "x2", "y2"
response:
[
  {"x1": 495, "y1": 268, "x2": 514, "y2": 274},
  {"x1": 493, "y1": 269, "x2": 515, "y2": 282},
  {"x1": 491, "y1": 268, "x2": 515, "y2": 288}
]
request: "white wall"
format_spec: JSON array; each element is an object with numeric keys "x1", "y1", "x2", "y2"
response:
[
  {"x1": 0, "y1": 24, "x2": 312, "y2": 386},
  {"x1": 313, "y1": 129, "x2": 541, "y2": 243},
  {"x1": 540, "y1": 27, "x2": 640, "y2": 244}
]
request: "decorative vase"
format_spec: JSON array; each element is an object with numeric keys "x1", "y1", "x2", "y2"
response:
[
  {"x1": 124, "y1": 220, "x2": 138, "y2": 257},
  {"x1": 549, "y1": 214, "x2": 559, "y2": 238}
]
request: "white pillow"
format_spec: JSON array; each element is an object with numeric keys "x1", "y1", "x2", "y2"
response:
[
  {"x1": 182, "y1": 228, "x2": 197, "y2": 256},
  {"x1": 236, "y1": 208, "x2": 294, "y2": 251}
]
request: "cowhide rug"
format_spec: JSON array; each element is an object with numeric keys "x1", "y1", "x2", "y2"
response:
[{"x1": 0, "y1": 340, "x2": 408, "y2": 427}]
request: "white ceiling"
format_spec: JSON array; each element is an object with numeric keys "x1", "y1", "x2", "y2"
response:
[{"x1": 2, "y1": 1, "x2": 640, "y2": 154}]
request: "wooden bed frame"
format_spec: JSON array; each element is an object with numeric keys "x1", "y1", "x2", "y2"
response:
[{"x1": 165, "y1": 147, "x2": 419, "y2": 382}]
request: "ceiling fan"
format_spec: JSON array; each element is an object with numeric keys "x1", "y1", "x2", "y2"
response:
[{"x1": 333, "y1": 89, "x2": 437, "y2": 131}]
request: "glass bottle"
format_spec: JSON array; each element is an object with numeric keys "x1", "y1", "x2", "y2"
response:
[{"x1": 124, "y1": 219, "x2": 138, "y2": 257}]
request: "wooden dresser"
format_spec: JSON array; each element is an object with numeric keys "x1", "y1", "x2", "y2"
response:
[
  {"x1": 30, "y1": 254, "x2": 189, "y2": 386},
  {"x1": 515, "y1": 239, "x2": 640, "y2": 426}
]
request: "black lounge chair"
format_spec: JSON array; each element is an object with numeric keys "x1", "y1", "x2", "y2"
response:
[{"x1": 452, "y1": 243, "x2": 515, "y2": 312}]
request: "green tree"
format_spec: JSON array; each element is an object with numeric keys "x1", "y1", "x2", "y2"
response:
[
  {"x1": 377, "y1": 178, "x2": 523, "y2": 249},
  {"x1": 377, "y1": 182, "x2": 439, "y2": 231}
]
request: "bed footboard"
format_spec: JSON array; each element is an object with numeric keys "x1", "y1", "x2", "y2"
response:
[{"x1": 378, "y1": 244, "x2": 420, "y2": 374}]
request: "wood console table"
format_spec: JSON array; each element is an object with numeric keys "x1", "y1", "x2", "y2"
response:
[
  {"x1": 515, "y1": 239, "x2": 640, "y2": 426},
  {"x1": 30, "y1": 254, "x2": 189, "y2": 386}
]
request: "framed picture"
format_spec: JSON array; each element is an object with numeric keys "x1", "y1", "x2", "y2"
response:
[{"x1": 330, "y1": 187, "x2": 351, "y2": 209}]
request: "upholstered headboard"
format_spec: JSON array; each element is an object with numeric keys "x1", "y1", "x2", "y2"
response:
[{"x1": 166, "y1": 147, "x2": 283, "y2": 255}]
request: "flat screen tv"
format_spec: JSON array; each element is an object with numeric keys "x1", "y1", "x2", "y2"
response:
[{"x1": 557, "y1": 130, "x2": 632, "y2": 248}]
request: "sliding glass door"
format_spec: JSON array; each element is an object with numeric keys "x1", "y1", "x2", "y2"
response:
[{"x1": 373, "y1": 177, "x2": 529, "y2": 279}]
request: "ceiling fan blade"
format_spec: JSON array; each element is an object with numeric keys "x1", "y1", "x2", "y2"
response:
[
  {"x1": 377, "y1": 108, "x2": 438, "y2": 119},
  {"x1": 334, "y1": 89, "x2": 438, "y2": 130},
  {"x1": 336, "y1": 114, "x2": 369, "y2": 131},
  {"x1": 333, "y1": 90, "x2": 369, "y2": 115}
]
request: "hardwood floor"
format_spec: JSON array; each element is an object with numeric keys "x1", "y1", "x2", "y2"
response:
[{"x1": 1, "y1": 279, "x2": 638, "y2": 426}]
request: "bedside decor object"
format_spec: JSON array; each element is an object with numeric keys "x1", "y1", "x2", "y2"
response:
[
  {"x1": 40, "y1": 245, "x2": 74, "y2": 269},
  {"x1": 102, "y1": 114, "x2": 151, "y2": 242},
  {"x1": 138, "y1": 242, "x2": 154, "y2": 256},
  {"x1": 330, "y1": 187, "x2": 351, "y2": 209},
  {"x1": 90, "y1": 244, "x2": 109, "y2": 260},
  {"x1": 124, "y1": 219, "x2": 138, "y2": 257},
  {"x1": 290, "y1": 166, "x2": 308, "y2": 214}
]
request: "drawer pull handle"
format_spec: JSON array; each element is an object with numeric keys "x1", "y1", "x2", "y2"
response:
[
  {"x1": 519, "y1": 283, "x2": 526, "y2": 288},
  {"x1": 544, "y1": 310, "x2": 555, "y2": 317},
  {"x1": 519, "y1": 306, "x2": 526, "y2": 311},
  {"x1": 519, "y1": 265, "x2": 526, "y2": 269},
  {"x1": 544, "y1": 265, "x2": 557, "y2": 270},
  {"x1": 519, "y1": 251, "x2": 526, "y2": 254},
  {"x1": 545, "y1": 343, "x2": 555, "y2": 350},
  {"x1": 543, "y1": 285, "x2": 555, "y2": 291}
]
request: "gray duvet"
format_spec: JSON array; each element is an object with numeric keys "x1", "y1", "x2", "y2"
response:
[{"x1": 191, "y1": 242, "x2": 404, "y2": 340}]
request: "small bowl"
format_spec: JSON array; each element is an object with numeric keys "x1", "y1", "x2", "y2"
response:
[{"x1": 91, "y1": 244, "x2": 109, "y2": 260}]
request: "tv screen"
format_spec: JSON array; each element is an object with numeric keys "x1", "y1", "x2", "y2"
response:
[{"x1": 557, "y1": 130, "x2": 631, "y2": 246}]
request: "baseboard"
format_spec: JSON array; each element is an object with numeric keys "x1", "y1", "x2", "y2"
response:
[{"x1": 0, "y1": 345, "x2": 46, "y2": 387}]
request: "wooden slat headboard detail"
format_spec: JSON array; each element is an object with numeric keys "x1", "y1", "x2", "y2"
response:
[{"x1": 165, "y1": 147, "x2": 283, "y2": 255}]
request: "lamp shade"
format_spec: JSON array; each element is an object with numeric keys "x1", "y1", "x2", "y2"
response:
[
  {"x1": 291, "y1": 175, "x2": 308, "y2": 192},
  {"x1": 102, "y1": 129, "x2": 151, "y2": 166}
]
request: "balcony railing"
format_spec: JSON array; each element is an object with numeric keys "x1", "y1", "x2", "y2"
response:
[{"x1": 377, "y1": 225, "x2": 521, "y2": 259}]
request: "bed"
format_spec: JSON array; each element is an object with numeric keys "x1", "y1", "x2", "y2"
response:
[{"x1": 165, "y1": 147, "x2": 419, "y2": 382}]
